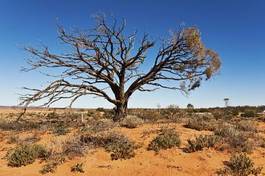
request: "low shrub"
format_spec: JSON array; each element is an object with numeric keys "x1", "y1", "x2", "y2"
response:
[
  {"x1": 184, "y1": 117, "x2": 217, "y2": 131},
  {"x1": 9, "y1": 133, "x2": 41, "y2": 145},
  {"x1": 229, "y1": 134, "x2": 253, "y2": 153},
  {"x1": 147, "y1": 128, "x2": 181, "y2": 152},
  {"x1": 46, "y1": 111, "x2": 60, "y2": 119},
  {"x1": 81, "y1": 119, "x2": 114, "y2": 133},
  {"x1": 81, "y1": 133, "x2": 137, "y2": 160},
  {"x1": 104, "y1": 133, "x2": 137, "y2": 160},
  {"x1": 62, "y1": 139, "x2": 86, "y2": 159},
  {"x1": 217, "y1": 153, "x2": 262, "y2": 176},
  {"x1": 138, "y1": 110, "x2": 162, "y2": 122},
  {"x1": 40, "y1": 154, "x2": 65, "y2": 174},
  {"x1": 7, "y1": 144, "x2": 49, "y2": 167},
  {"x1": 53, "y1": 123, "x2": 69, "y2": 136},
  {"x1": 241, "y1": 110, "x2": 257, "y2": 118},
  {"x1": 185, "y1": 135, "x2": 220, "y2": 153},
  {"x1": 71, "y1": 163, "x2": 85, "y2": 173},
  {"x1": 235, "y1": 120, "x2": 257, "y2": 132},
  {"x1": 214, "y1": 125, "x2": 254, "y2": 153},
  {"x1": 0, "y1": 120, "x2": 40, "y2": 131},
  {"x1": 212, "y1": 110, "x2": 234, "y2": 120},
  {"x1": 120, "y1": 115, "x2": 144, "y2": 128},
  {"x1": 40, "y1": 161, "x2": 58, "y2": 174}
]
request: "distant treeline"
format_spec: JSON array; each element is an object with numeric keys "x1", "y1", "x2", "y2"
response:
[{"x1": 192, "y1": 106, "x2": 265, "y2": 113}]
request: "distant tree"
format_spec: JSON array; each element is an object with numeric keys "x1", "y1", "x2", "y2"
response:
[
  {"x1": 224, "y1": 98, "x2": 229, "y2": 107},
  {"x1": 187, "y1": 103, "x2": 194, "y2": 109},
  {"x1": 20, "y1": 15, "x2": 221, "y2": 121}
]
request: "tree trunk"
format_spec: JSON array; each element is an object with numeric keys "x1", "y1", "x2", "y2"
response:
[{"x1": 113, "y1": 102, "x2": 128, "y2": 122}]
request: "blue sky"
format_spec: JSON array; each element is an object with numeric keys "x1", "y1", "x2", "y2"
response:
[{"x1": 0, "y1": 0, "x2": 264, "y2": 108}]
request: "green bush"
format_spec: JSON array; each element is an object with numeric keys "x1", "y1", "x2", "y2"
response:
[
  {"x1": 185, "y1": 135, "x2": 220, "y2": 152},
  {"x1": 217, "y1": 153, "x2": 262, "y2": 176},
  {"x1": 214, "y1": 125, "x2": 254, "y2": 153},
  {"x1": 0, "y1": 120, "x2": 40, "y2": 131},
  {"x1": 184, "y1": 117, "x2": 216, "y2": 131},
  {"x1": 227, "y1": 133, "x2": 253, "y2": 153},
  {"x1": 241, "y1": 110, "x2": 257, "y2": 118},
  {"x1": 53, "y1": 123, "x2": 69, "y2": 136},
  {"x1": 212, "y1": 110, "x2": 234, "y2": 120},
  {"x1": 147, "y1": 129, "x2": 181, "y2": 152},
  {"x1": 7, "y1": 144, "x2": 49, "y2": 167},
  {"x1": 120, "y1": 115, "x2": 144, "y2": 128},
  {"x1": 103, "y1": 133, "x2": 137, "y2": 160},
  {"x1": 138, "y1": 110, "x2": 162, "y2": 122},
  {"x1": 81, "y1": 133, "x2": 137, "y2": 160},
  {"x1": 214, "y1": 125, "x2": 238, "y2": 138},
  {"x1": 81, "y1": 119, "x2": 114, "y2": 133}
]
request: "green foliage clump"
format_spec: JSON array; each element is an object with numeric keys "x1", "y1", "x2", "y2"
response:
[
  {"x1": 81, "y1": 119, "x2": 114, "y2": 133},
  {"x1": 53, "y1": 123, "x2": 69, "y2": 136},
  {"x1": 217, "y1": 153, "x2": 262, "y2": 176},
  {"x1": 214, "y1": 125, "x2": 254, "y2": 153},
  {"x1": 184, "y1": 116, "x2": 216, "y2": 131},
  {"x1": 212, "y1": 109, "x2": 234, "y2": 120},
  {"x1": 71, "y1": 163, "x2": 85, "y2": 173},
  {"x1": 120, "y1": 115, "x2": 144, "y2": 128},
  {"x1": 147, "y1": 129, "x2": 181, "y2": 152},
  {"x1": 104, "y1": 133, "x2": 137, "y2": 160},
  {"x1": 7, "y1": 144, "x2": 49, "y2": 167},
  {"x1": 185, "y1": 135, "x2": 220, "y2": 152},
  {"x1": 81, "y1": 133, "x2": 137, "y2": 160},
  {"x1": 139, "y1": 110, "x2": 162, "y2": 122},
  {"x1": 241, "y1": 110, "x2": 257, "y2": 118},
  {"x1": 214, "y1": 125, "x2": 238, "y2": 137}
]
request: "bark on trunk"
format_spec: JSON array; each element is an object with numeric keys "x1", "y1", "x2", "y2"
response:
[{"x1": 113, "y1": 102, "x2": 127, "y2": 122}]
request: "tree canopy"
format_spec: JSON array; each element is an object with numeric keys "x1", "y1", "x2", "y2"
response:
[{"x1": 20, "y1": 15, "x2": 221, "y2": 121}]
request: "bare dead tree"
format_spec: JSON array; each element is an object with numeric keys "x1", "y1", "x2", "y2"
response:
[{"x1": 20, "y1": 15, "x2": 221, "y2": 121}]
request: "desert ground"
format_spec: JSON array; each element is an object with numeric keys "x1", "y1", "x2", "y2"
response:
[{"x1": 0, "y1": 107, "x2": 265, "y2": 176}]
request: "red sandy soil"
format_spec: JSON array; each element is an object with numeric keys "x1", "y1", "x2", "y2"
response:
[{"x1": 0, "y1": 116, "x2": 265, "y2": 176}]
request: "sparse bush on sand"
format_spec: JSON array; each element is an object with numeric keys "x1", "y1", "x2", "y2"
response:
[
  {"x1": 184, "y1": 117, "x2": 217, "y2": 131},
  {"x1": 120, "y1": 115, "x2": 144, "y2": 128},
  {"x1": 217, "y1": 153, "x2": 262, "y2": 176},
  {"x1": 7, "y1": 144, "x2": 49, "y2": 167},
  {"x1": 235, "y1": 120, "x2": 257, "y2": 132},
  {"x1": 53, "y1": 123, "x2": 70, "y2": 136},
  {"x1": 137, "y1": 110, "x2": 162, "y2": 122},
  {"x1": 62, "y1": 138, "x2": 87, "y2": 159},
  {"x1": 148, "y1": 128, "x2": 181, "y2": 152},
  {"x1": 214, "y1": 125, "x2": 254, "y2": 153},
  {"x1": 81, "y1": 133, "x2": 137, "y2": 160},
  {"x1": 185, "y1": 135, "x2": 220, "y2": 153},
  {"x1": 40, "y1": 161, "x2": 58, "y2": 174},
  {"x1": 212, "y1": 109, "x2": 234, "y2": 120},
  {"x1": 40, "y1": 154, "x2": 66, "y2": 174},
  {"x1": 81, "y1": 119, "x2": 115, "y2": 133}
]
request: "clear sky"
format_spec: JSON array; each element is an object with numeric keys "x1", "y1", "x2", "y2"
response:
[{"x1": 0, "y1": 0, "x2": 264, "y2": 108}]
